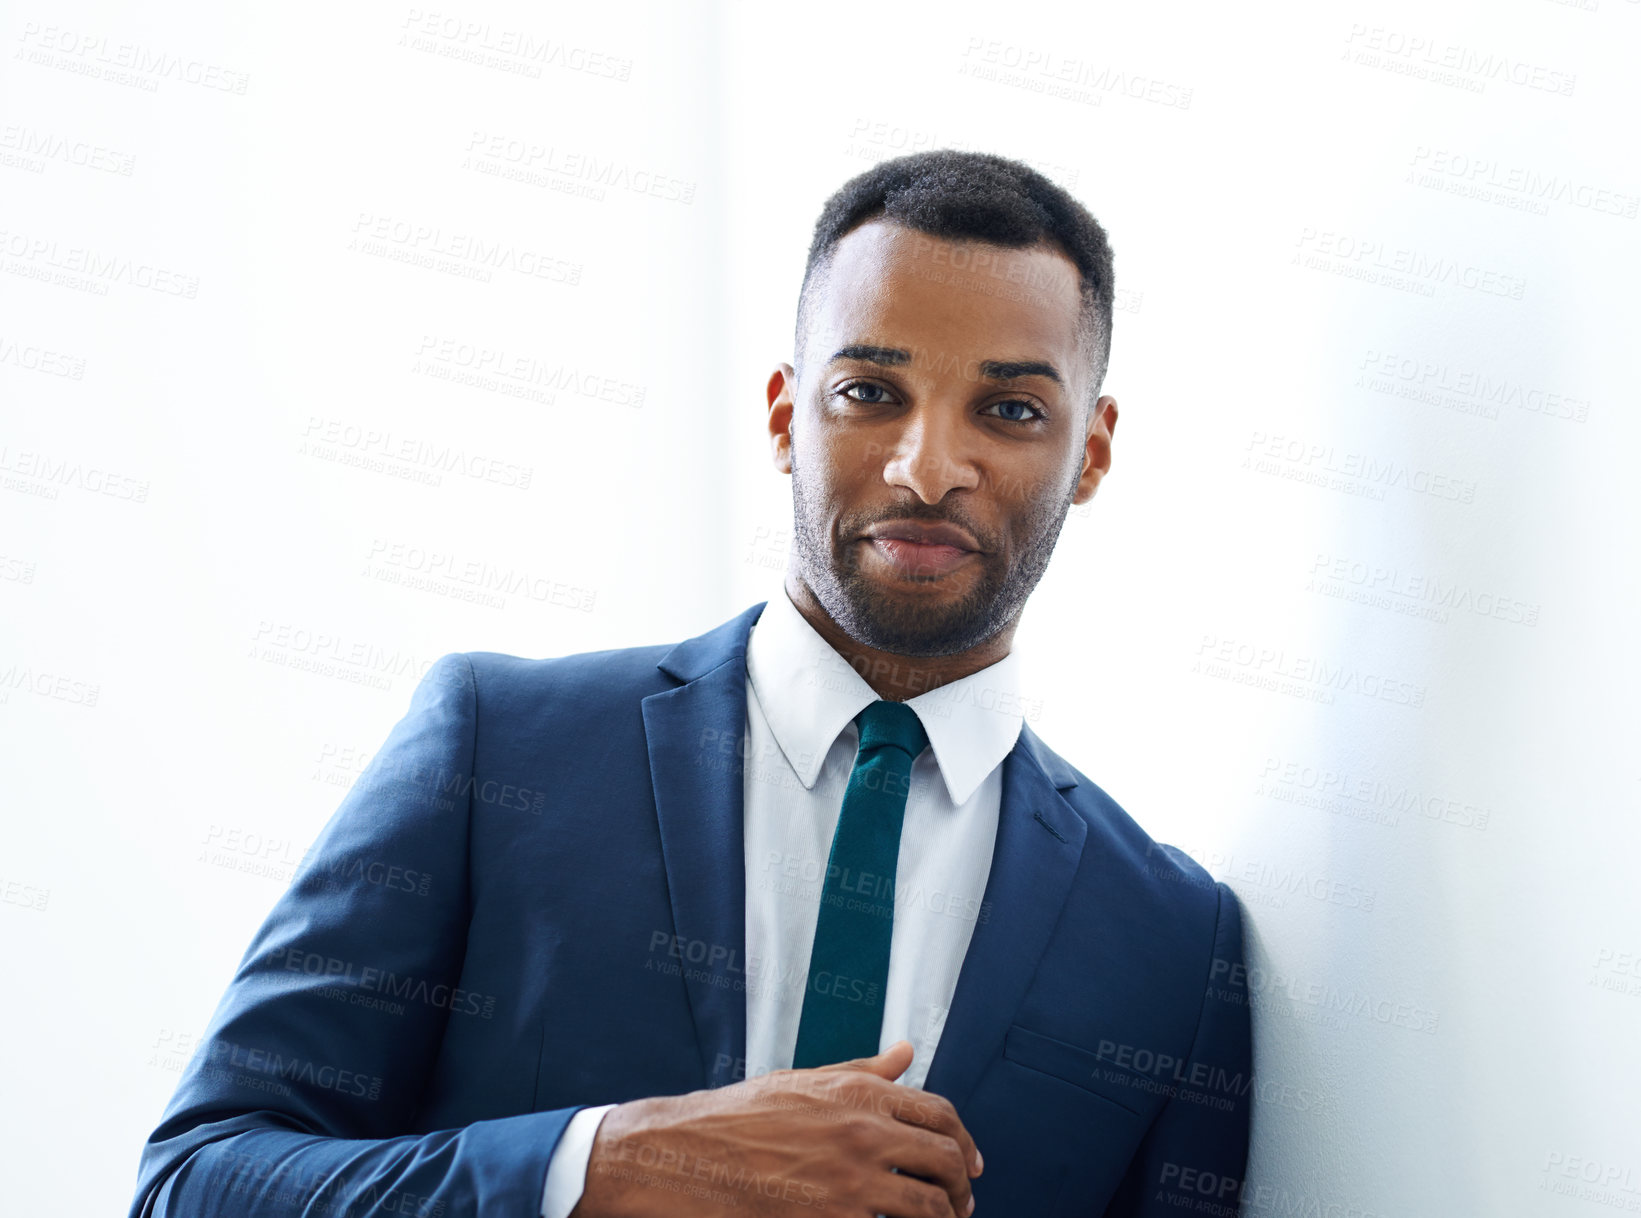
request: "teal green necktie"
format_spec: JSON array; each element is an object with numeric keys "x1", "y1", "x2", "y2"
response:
[{"x1": 791, "y1": 699, "x2": 929, "y2": 1069}]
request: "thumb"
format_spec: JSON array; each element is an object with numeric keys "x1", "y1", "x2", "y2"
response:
[{"x1": 835, "y1": 1039, "x2": 914, "y2": 1081}]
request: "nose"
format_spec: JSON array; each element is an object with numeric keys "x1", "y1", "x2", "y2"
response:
[{"x1": 881, "y1": 403, "x2": 981, "y2": 504}]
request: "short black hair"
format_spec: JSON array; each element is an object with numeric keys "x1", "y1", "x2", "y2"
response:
[{"x1": 795, "y1": 149, "x2": 1116, "y2": 405}]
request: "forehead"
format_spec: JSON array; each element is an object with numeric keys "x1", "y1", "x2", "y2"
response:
[{"x1": 810, "y1": 219, "x2": 1085, "y2": 370}]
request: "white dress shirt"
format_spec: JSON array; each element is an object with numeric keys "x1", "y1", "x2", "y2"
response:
[{"x1": 542, "y1": 590, "x2": 1025, "y2": 1217}]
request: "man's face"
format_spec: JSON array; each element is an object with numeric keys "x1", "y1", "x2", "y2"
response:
[{"x1": 768, "y1": 219, "x2": 1117, "y2": 659}]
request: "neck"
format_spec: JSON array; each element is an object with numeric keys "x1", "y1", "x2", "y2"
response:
[{"x1": 782, "y1": 573, "x2": 1016, "y2": 702}]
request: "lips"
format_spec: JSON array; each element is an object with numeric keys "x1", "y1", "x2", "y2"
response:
[
  {"x1": 864, "y1": 537, "x2": 978, "y2": 577},
  {"x1": 862, "y1": 520, "x2": 981, "y2": 550},
  {"x1": 858, "y1": 520, "x2": 982, "y2": 579}
]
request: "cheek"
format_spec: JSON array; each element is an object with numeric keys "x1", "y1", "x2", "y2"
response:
[
  {"x1": 994, "y1": 458, "x2": 1055, "y2": 511},
  {"x1": 1000, "y1": 461, "x2": 1075, "y2": 536},
  {"x1": 814, "y1": 435, "x2": 879, "y2": 493}
]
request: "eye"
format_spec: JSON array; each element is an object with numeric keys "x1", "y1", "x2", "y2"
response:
[
  {"x1": 980, "y1": 398, "x2": 1046, "y2": 423},
  {"x1": 837, "y1": 381, "x2": 896, "y2": 405}
]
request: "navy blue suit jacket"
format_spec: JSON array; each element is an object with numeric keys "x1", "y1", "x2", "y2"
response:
[{"x1": 131, "y1": 602, "x2": 1252, "y2": 1217}]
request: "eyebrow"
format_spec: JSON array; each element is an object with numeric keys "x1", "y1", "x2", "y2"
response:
[{"x1": 830, "y1": 344, "x2": 1064, "y2": 386}]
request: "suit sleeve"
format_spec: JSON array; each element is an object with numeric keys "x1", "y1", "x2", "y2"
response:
[
  {"x1": 129, "y1": 653, "x2": 588, "y2": 1218},
  {"x1": 1102, "y1": 881, "x2": 1254, "y2": 1217}
]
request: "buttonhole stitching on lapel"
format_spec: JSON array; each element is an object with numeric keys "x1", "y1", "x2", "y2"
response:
[{"x1": 1032, "y1": 810, "x2": 1068, "y2": 843}]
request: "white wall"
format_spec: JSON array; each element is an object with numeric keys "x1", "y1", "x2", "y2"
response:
[{"x1": 3, "y1": 2, "x2": 1637, "y2": 1214}]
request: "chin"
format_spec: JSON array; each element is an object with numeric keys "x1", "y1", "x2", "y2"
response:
[{"x1": 840, "y1": 583, "x2": 1001, "y2": 658}]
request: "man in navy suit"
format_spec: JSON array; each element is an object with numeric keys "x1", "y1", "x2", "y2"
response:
[{"x1": 131, "y1": 150, "x2": 1252, "y2": 1218}]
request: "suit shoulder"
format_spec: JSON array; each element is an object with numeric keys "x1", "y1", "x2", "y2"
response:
[
  {"x1": 1042, "y1": 746, "x2": 1227, "y2": 921},
  {"x1": 438, "y1": 639, "x2": 681, "y2": 711}
]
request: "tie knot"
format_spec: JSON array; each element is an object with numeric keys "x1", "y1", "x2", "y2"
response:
[{"x1": 854, "y1": 699, "x2": 928, "y2": 760}]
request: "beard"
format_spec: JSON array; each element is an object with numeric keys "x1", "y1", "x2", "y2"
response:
[{"x1": 788, "y1": 428, "x2": 1081, "y2": 658}]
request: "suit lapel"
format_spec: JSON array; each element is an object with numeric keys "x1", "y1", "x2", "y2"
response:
[
  {"x1": 640, "y1": 602, "x2": 1087, "y2": 1108},
  {"x1": 922, "y1": 723, "x2": 1087, "y2": 1112},
  {"x1": 641, "y1": 603, "x2": 766, "y2": 1090}
]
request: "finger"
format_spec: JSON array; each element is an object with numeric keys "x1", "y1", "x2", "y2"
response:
[
  {"x1": 835, "y1": 1039, "x2": 914, "y2": 1081},
  {"x1": 876, "y1": 1085, "x2": 982, "y2": 1178},
  {"x1": 876, "y1": 1122, "x2": 974, "y2": 1217},
  {"x1": 863, "y1": 1169, "x2": 961, "y2": 1218}
]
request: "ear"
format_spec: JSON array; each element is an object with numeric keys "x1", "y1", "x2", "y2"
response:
[
  {"x1": 768, "y1": 362, "x2": 797, "y2": 474},
  {"x1": 1070, "y1": 395, "x2": 1118, "y2": 505}
]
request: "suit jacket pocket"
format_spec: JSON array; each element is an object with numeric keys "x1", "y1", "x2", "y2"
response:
[{"x1": 1002, "y1": 1023, "x2": 1148, "y2": 1117}]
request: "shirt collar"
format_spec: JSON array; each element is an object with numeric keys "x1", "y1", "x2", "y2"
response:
[{"x1": 745, "y1": 589, "x2": 1025, "y2": 806}]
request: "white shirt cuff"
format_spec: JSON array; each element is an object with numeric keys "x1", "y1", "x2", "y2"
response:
[{"x1": 541, "y1": 1104, "x2": 619, "y2": 1218}]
